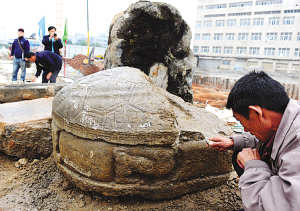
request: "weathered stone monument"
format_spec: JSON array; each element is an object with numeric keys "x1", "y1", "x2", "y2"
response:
[
  {"x1": 52, "y1": 67, "x2": 233, "y2": 199},
  {"x1": 104, "y1": 1, "x2": 194, "y2": 103}
]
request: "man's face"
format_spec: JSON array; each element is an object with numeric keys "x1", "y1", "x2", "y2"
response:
[
  {"x1": 18, "y1": 31, "x2": 24, "y2": 37},
  {"x1": 233, "y1": 111, "x2": 269, "y2": 143},
  {"x1": 28, "y1": 56, "x2": 36, "y2": 62},
  {"x1": 49, "y1": 28, "x2": 56, "y2": 35}
]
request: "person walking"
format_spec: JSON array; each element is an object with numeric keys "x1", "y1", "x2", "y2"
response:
[
  {"x1": 10, "y1": 28, "x2": 30, "y2": 82},
  {"x1": 25, "y1": 51, "x2": 62, "y2": 83},
  {"x1": 42, "y1": 26, "x2": 63, "y2": 56}
]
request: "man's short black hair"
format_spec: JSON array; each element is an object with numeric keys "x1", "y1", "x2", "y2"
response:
[
  {"x1": 226, "y1": 71, "x2": 289, "y2": 119},
  {"x1": 25, "y1": 52, "x2": 35, "y2": 59},
  {"x1": 48, "y1": 26, "x2": 56, "y2": 31}
]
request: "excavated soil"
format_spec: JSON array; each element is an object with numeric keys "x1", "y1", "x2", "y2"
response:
[
  {"x1": 0, "y1": 151, "x2": 243, "y2": 210},
  {"x1": 0, "y1": 85, "x2": 243, "y2": 210},
  {"x1": 192, "y1": 84, "x2": 229, "y2": 109},
  {"x1": 65, "y1": 54, "x2": 101, "y2": 76}
]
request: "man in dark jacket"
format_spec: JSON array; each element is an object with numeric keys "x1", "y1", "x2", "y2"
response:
[
  {"x1": 10, "y1": 28, "x2": 30, "y2": 82},
  {"x1": 25, "y1": 51, "x2": 62, "y2": 83},
  {"x1": 42, "y1": 26, "x2": 63, "y2": 56}
]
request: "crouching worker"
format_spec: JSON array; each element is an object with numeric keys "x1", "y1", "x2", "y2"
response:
[
  {"x1": 209, "y1": 71, "x2": 300, "y2": 211},
  {"x1": 25, "y1": 51, "x2": 62, "y2": 83}
]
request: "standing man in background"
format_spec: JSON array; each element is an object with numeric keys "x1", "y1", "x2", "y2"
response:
[
  {"x1": 42, "y1": 26, "x2": 63, "y2": 56},
  {"x1": 10, "y1": 28, "x2": 30, "y2": 82}
]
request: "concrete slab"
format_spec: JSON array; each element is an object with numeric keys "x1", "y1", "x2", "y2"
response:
[
  {"x1": 0, "y1": 83, "x2": 69, "y2": 103},
  {"x1": 0, "y1": 97, "x2": 54, "y2": 159}
]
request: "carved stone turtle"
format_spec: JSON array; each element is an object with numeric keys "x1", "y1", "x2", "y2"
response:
[{"x1": 52, "y1": 67, "x2": 233, "y2": 199}]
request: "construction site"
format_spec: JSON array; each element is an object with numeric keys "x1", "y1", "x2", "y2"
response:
[{"x1": 0, "y1": 0, "x2": 299, "y2": 211}]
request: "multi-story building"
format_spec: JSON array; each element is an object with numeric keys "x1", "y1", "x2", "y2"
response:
[{"x1": 194, "y1": 0, "x2": 300, "y2": 71}]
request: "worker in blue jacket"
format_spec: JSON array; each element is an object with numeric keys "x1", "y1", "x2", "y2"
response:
[
  {"x1": 25, "y1": 51, "x2": 62, "y2": 83},
  {"x1": 42, "y1": 26, "x2": 63, "y2": 56},
  {"x1": 10, "y1": 28, "x2": 30, "y2": 82}
]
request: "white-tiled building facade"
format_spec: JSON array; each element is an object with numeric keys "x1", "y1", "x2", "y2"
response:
[{"x1": 194, "y1": 0, "x2": 300, "y2": 71}]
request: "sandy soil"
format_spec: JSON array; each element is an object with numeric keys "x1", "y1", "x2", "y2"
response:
[
  {"x1": 192, "y1": 84, "x2": 229, "y2": 109},
  {"x1": 0, "y1": 152, "x2": 243, "y2": 211},
  {"x1": 65, "y1": 54, "x2": 101, "y2": 76}
]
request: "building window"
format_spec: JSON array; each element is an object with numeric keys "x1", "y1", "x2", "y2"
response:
[
  {"x1": 195, "y1": 34, "x2": 200, "y2": 40},
  {"x1": 283, "y1": 17, "x2": 295, "y2": 25},
  {"x1": 224, "y1": 47, "x2": 233, "y2": 54},
  {"x1": 222, "y1": 60, "x2": 231, "y2": 65},
  {"x1": 249, "y1": 47, "x2": 260, "y2": 55},
  {"x1": 268, "y1": 17, "x2": 280, "y2": 25},
  {"x1": 247, "y1": 61, "x2": 258, "y2": 66},
  {"x1": 240, "y1": 19, "x2": 250, "y2": 26},
  {"x1": 201, "y1": 46, "x2": 209, "y2": 53},
  {"x1": 295, "y1": 49, "x2": 300, "y2": 57},
  {"x1": 225, "y1": 33, "x2": 235, "y2": 40},
  {"x1": 206, "y1": 4, "x2": 226, "y2": 9},
  {"x1": 213, "y1": 46, "x2": 222, "y2": 54},
  {"x1": 194, "y1": 46, "x2": 199, "y2": 53},
  {"x1": 203, "y1": 21, "x2": 212, "y2": 27},
  {"x1": 262, "y1": 62, "x2": 273, "y2": 68},
  {"x1": 238, "y1": 33, "x2": 249, "y2": 40},
  {"x1": 253, "y1": 18, "x2": 264, "y2": 26},
  {"x1": 202, "y1": 34, "x2": 211, "y2": 40},
  {"x1": 264, "y1": 48, "x2": 275, "y2": 55},
  {"x1": 266, "y1": 33, "x2": 277, "y2": 41},
  {"x1": 237, "y1": 47, "x2": 247, "y2": 54},
  {"x1": 229, "y1": 2, "x2": 252, "y2": 7},
  {"x1": 227, "y1": 19, "x2": 236, "y2": 26},
  {"x1": 254, "y1": 11, "x2": 280, "y2": 15},
  {"x1": 284, "y1": 10, "x2": 300, "y2": 13},
  {"x1": 280, "y1": 32, "x2": 292, "y2": 41},
  {"x1": 214, "y1": 33, "x2": 223, "y2": 40},
  {"x1": 276, "y1": 63, "x2": 288, "y2": 68},
  {"x1": 251, "y1": 33, "x2": 262, "y2": 40},
  {"x1": 196, "y1": 21, "x2": 201, "y2": 27},
  {"x1": 216, "y1": 20, "x2": 225, "y2": 27},
  {"x1": 205, "y1": 14, "x2": 226, "y2": 18},
  {"x1": 278, "y1": 48, "x2": 290, "y2": 56},
  {"x1": 198, "y1": 6, "x2": 203, "y2": 11},
  {"x1": 228, "y1": 12, "x2": 251, "y2": 16},
  {"x1": 298, "y1": 33, "x2": 300, "y2": 41},
  {"x1": 256, "y1": 1, "x2": 282, "y2": 5}
]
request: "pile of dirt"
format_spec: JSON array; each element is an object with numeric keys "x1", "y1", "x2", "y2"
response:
[
  {"x1": 0, "y1": 152, "x2": 243, "y2": 210},
  {"x1": 192, "y1": 84, "x2": 229, "y2": 109},
  {"x1": 65, "y1": 54, "x2": 101, "y2": 76}
]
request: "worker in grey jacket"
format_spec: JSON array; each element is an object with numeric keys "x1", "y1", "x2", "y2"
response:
[{"x1": 209, "y1": 71, "x2": 300, "y2": 211}]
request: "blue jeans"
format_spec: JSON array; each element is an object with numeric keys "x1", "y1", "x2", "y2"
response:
[{"x1": 12, "y1": 58, "x2": 26, "y2": 82}]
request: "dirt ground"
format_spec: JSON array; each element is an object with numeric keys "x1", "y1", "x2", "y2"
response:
[
  {"x1": 0, "y1": 84, "x2": 243, "y2": 210},
  {"x1": 0, "y1": 151, "x2": 243, "y2": 211},
  {"x1": 65, "y1": 54, "x2": 101, "y2": 76},
  {"x1": 192, "y1": 84, "x2": 229, "y2": 109}
]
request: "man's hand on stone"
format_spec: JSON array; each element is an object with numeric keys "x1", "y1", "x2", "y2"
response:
[
  {"x1": 31, "y1": 76, "x2": 37, "y2": 82},
  {"x1": 237, "y1": 148, "x2": 261, "y2": 168},
  {"x1": 208, "y1": 136, "x2": 234, "y2": 152}
]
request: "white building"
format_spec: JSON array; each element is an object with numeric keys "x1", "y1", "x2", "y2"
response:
[
  {"x1": 0, "y1": 27, "x2": 6, "y2": 42},
  {"x1": 194, "y1": 0, "x2": 300, "y2": 71}
]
